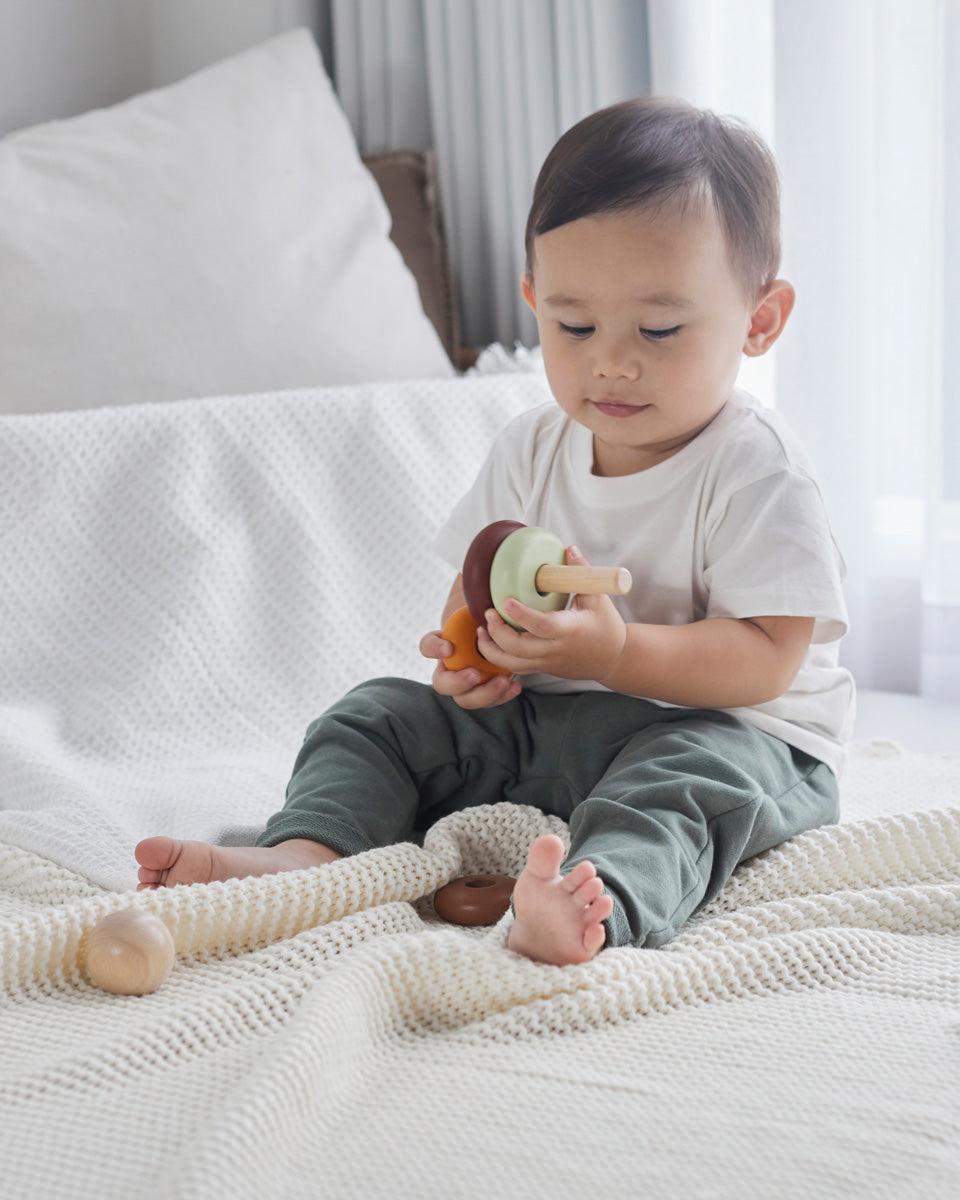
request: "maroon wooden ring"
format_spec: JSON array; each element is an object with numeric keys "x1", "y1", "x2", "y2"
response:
[
  {"x1": 433, "y1": 874, "x2": 516, "y2": 926},
  {"x1": 462, "y1": 520, "x2": 525, "y2": 624}
]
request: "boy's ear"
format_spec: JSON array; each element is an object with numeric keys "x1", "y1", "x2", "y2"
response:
[
  {"x1": 743, "y1": 279, "x2": 795, "y2": 357},
  {"x1": 520, "y1": 272, "x2": 537, "y2": 315}
]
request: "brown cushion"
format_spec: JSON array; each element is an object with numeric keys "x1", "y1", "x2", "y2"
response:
[{"x1": 363, "y1": 149, "x2": 460, "y2": 366}]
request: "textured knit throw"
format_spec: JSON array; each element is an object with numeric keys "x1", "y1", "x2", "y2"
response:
[
  {"x1": 1, "y1": 380, "x2": 958, "y2": 1197},
  {"x1": 1, "y1": 778, "x2": 959, "y2": 1198}
]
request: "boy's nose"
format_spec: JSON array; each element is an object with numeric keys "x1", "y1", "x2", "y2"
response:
[{"x1": 593, "y1": 339, "x2": 641, "y2": 381}]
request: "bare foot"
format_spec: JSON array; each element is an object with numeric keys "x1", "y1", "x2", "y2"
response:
[
  {"x1": 135, "y1": 836, "x2": 341, "y2": 890},
  {"x1": 506, "y1": 834, "x2": 613, "y2": 965}
]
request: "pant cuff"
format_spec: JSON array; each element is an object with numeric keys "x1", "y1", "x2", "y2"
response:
[
  {"x1": 602, "y1": 891, "x2": 635, "y2": 949},
  {"x1": 255, "y1": 814, "x2": 374, "y2": 858}
]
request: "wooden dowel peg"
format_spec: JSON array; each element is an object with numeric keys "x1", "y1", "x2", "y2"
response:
[{"x1": 534, "y1": 564, "x2": 632, "y2": 596}]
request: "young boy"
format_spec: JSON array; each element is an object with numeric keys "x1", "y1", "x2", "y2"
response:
[{"x1": 136, "y1": 98, "x2": 854, "y2": 967}]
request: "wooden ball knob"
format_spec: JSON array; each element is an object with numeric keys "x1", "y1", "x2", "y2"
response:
[{"x1": 86, "y1": 909, "x2": 175, "y2": 995}]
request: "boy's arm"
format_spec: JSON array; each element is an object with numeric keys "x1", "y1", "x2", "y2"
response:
[
  {"x1": 440, "y1": 575, "x2": 466, "y2": 625},
  {"x1": 479, "y1": 547, "x2": 814, "y2": 709},
  {"x1": 485, "y1": 601, "x2": 813, "y2": 708},
  {"x1": 599, "y1": 613, "x2": 814, "y2": 707}
]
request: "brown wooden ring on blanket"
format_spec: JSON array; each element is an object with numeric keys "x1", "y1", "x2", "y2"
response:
[{"x1": 433, "y1": 874, "x2": 516, "y2": 926}]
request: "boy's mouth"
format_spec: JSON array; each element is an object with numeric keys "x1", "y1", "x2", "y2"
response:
[{"x1": 592, "y1": 399, "x2": 651, "y2": 418}]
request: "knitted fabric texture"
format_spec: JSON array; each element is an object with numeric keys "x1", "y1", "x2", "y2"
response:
[
  {"x1": 0, "y1": 377, "x2": 542, "y2": 890},
  {"x1": 1, "y1": 775, "x2": 959, "y2": 1199},
  {"x1": 1, "y1": 381, "x2": 958, "y2": 1197}
]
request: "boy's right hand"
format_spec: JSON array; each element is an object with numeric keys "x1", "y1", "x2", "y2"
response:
[{"x1": 419, "y1": 629, "x2": 521, "y2": 709}]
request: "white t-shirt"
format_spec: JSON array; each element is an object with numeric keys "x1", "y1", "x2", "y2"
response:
[{"x1": 434, "y1": 391, "x2": 855, "y2": 776}]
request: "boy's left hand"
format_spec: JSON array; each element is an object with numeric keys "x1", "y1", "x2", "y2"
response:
[{"x1": 477, "y1": 546, "x2": 627, "y2": 682}]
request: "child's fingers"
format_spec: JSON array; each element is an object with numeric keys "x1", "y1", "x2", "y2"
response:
[
  {"x1": 431, "y1": 662, "x2": 520, "y2": 707},
  {"x1": 485, "y1": 601, "x2": 565, "y2": 644},
  {"x1": 454, "y1": 674, "x2": 521, "y2": 709},
  {"x1": 419, "y1": 630, "x2": 453, "y2": 660},
  {"x1": 476, "y1": 615, "x2": 525, "y2": 665},
  {"x1": 431, "y1": 662, "x2": 483, "y2": 694}
]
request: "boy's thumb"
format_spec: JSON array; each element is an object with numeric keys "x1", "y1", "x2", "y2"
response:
[{"x1": 565, "y1": 544, "x2": 598, "y2": 609}]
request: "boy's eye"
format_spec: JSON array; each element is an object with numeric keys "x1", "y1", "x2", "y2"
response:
[{"x1": 558, "y1": 322, "x2": 682, "y2": 341}]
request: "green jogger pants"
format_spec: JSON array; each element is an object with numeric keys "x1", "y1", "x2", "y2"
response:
[{"x1": 258, "y1": 678, "x2": 838, "y2": 948}]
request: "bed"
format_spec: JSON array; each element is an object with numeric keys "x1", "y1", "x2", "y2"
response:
[{"x1": 1, "y1": 29, "x2": 958, "y2": 1200}]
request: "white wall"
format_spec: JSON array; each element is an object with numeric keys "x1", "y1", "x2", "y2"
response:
[{"x1": 0, "y1": 0, "x2": 325, "y2": 137}]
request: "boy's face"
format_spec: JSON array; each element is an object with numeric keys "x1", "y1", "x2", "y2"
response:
[{"x1": 523, "y1": 203, "x2": 790, "y2": 477}]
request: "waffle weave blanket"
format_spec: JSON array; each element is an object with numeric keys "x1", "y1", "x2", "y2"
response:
[{"x1": 0, "y1": 378, "x2": 958, "y2": 1198}]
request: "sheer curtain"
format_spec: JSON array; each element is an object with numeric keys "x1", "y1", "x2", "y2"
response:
[
  {"x1": 326, "y1": 0, "x2": 650, "y2": 348},
  {"x1": 649, "y1": 0, "x2": 959, "y2": 701}
]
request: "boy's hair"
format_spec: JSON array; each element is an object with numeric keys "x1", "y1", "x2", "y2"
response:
[{"x1": 524, "y1": 96, "x2": 781, "y2": 300}]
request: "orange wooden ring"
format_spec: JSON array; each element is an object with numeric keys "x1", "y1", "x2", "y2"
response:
[
  {"x1": 440, "y1": 605, "x2": 510, "y2": 682},
  {"x1": 433, "y1": 874, "x2": 516, "y2": 926}
]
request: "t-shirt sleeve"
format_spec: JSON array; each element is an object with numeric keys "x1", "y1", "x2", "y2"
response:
[
  {"x1": 432, "y1": 414, "x2": 531, "y2": 572},
  {"x1": 703, "y1": 469, "x2": 849, "y2": 644}
]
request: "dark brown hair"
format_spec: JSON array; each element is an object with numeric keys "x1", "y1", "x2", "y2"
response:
[{"x1": 524, "y1": 97, "x2": 782, "y2": 299}]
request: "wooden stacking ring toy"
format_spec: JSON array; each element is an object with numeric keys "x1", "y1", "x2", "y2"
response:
[
  {"x1": 433, "y1": 874, "x2": 516, "y2": 926},
  {"x1": 462, "y1": 519, "x2": 525, "y2": 623},
  {"x1": 85, "y1": 909, "x2": 176, "y2": 995},
  {"x1": 462, "y1": 521, "x2": 632, "y2": 631},
  {"x1": 440, "y1": 604, "x2": 511, "y2": 682}
]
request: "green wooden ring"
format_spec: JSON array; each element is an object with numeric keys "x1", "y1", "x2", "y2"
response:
[{"x1": 489, "y1": 526, "x2": 567, "y2": 629}]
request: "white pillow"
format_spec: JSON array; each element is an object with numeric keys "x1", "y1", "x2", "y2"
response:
[{"x1": 0, "y1": 30, "x2": 454, "y2": 414}]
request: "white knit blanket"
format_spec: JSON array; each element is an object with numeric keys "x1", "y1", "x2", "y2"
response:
[
  {"x1": 1, "y1": 380, "x2": 958, "y2": 1198},
  {"x1": 0, "y1": 376, "x2": 544, "y2": 890}
]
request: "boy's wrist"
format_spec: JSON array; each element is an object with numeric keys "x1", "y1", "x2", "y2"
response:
[
  {"x1": 594, "y1": 622, "x2": 634, "y2": 691},
  {"x1": 592, "y1": 624, "x2": 628, "y2": 691}
]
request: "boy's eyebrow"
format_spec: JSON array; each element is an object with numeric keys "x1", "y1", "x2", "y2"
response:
[{"x1": 544, "y1": 290, "x2": 695, "y2": 310}]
